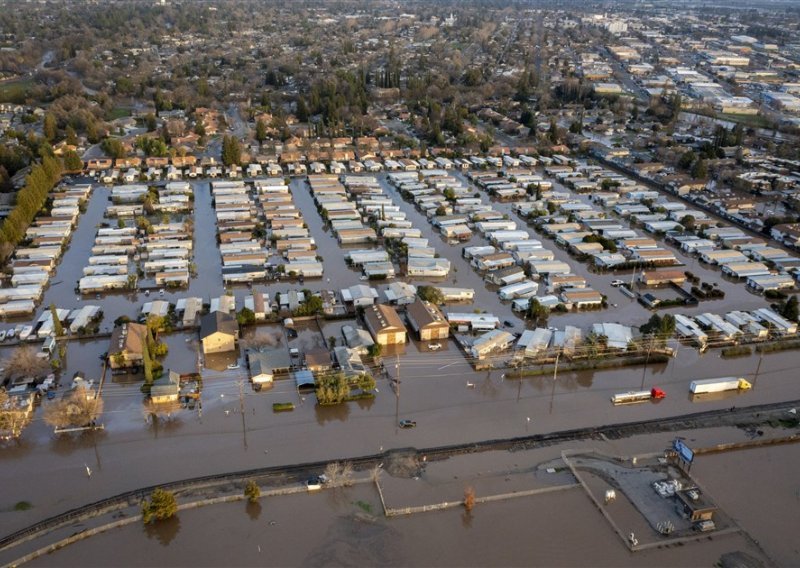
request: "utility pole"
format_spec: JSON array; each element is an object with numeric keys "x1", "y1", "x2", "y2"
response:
[
  {"x1": 752, "y1": 347, "x2": 764, "y2": 388},
  {"x1": 549, "y1": 350, "x2": 560, "y2": 415},
  {"x1": 640, "y1": 336, "x2": 655, "y2": 390},
  {"x1": 394, "y1": 354, "x2": 400, "y2": 426},
  {"x1": 238, "y1": 379, "x2": 248, "y2": 450}
]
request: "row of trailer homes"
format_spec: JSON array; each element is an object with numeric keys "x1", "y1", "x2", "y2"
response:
[{"x1": 1, "y1": 184, "x2": 92, "y2": 316}]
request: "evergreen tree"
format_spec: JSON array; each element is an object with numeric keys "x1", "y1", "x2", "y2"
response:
[
  {"x1": 43, "y1": 113, "x2": 57, "y2": 142},
  {"x1": 221, "y1": 135, "x2": 241, "y2": 167},
  {"x1": 255, "y1": 119, "x2": 268, "y2": 143}
]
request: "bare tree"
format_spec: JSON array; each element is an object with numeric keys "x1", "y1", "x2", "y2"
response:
[
  {"x1": 463, "y1": 486, "x2": 476, "y2": 512},
  {"x1": 244, "y1": 331, "x2": 283, "y2": 350},
  {"x1": 3, "y1": 347, "x2": 50, "y2": 379},
  {"x1": 143, "y1": 399, "x2": 182, "y2": 422},
  {"x1": 44, "y1": 386, "x2": 104, "y2": 430},
  {"x1": 323, "y1": 461, "x2": 355, "y2": 487},
  {"x1": 0, "y1": 389, "x2": 32, "y2": 438}
]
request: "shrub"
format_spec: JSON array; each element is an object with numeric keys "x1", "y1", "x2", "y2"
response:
[
  {"x1": 721, "y1": 345, "x2": 752, "y2": 358},
  {"x1": 141, "y1": 488, "x2": 178, "y2": 524},
  {"x1": 244, "y1": 480, "x2": 261, "y2": 504}
]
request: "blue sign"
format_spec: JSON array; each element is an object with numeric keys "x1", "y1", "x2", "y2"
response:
[{"x1": 673, "y1": 439, "x2": 694, "y2": 464}]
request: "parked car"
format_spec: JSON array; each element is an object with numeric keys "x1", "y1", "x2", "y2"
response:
[
  {"x1": 227, "y1": 362, "x2": 241, "y2": 370},
  {"x1": 399, "y1": 419, "x2": 417, "y2": 429},
  {"x1": 428, "y1": 343, "x2": 441, "y2": 351},
  {"x1": 611, "y1": 280, "x2": 625, "y2": 287}
]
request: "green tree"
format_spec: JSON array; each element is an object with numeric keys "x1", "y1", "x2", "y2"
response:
[
  {"x1": 782, "y1": 296, "x2": 799, "y2": 321},
  {"x1": 417, "y1": 286, "x2": 444, "y2": 304},
  {"x1": 63, "y1": 150, "x2": 83, "y2": 172},
  {"x1": 43, "y1": 113, "x2": 57, "y2": 142},
  {"x1": 296, "y1": 98, "x2": 309, "y2": 122},
  {"x1": 101, "y1": 138, "x2": 126, "y2": 159},
  {"x1": 244, "y1": 480, "x2": 261, "y2": 504},
  {"x1": 315, "y1": 372, "x2": 351, "y2": 405},
  {"x1": 354, "y1": 373, "x2": 376, "y2": 392},
  {"x1": 65, "y1": 125, "x2": 78, "y2": 146},
  {"x1": 141, "y1": 488, "x2": 178, "y2": 524},
  {"x1": 221, "y1": 135, "x2": 241, "y2": 167},
  {"x1": 691, "y1": 159, "x2": 708, "y2": 180},
  {"x1": 367, "y1": 343, "x2": 383, "y2": 359},
  {"x1": 142, "y1": 335, "x2": 154, "y2": 384},
  {"x1": 145, "y1": 113, "x2": 158, "y2": 132},
  {"x1": 293, "y1": 295, "x2": 323, "y2": 316},
  {"x1": 526, "y1": 299, "x2": 549, "y2": 327},
  {"x1": 255, "y1": 119, "x2": 268, "y2": 143},
  {"x1": 49, "y1": 303, "x2": 63, "y2": 336},
  {"x1": 237, "y1": 307, "x2": 256, "y2": 326}
]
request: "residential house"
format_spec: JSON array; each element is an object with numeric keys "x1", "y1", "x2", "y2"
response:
[
  {"x1": 364, "y1": 304, "x2": 407, "y2": 345},
  {"x1": 199, "y1": 311, "x2": 238, "y2": 354},
  {"x1": 150, "y1": 371, "x2": 181, "y2": 404},
  {"x1": 406, "y1": 298, "x2": 450, "y2": 341},
  {"x1": 108, "y1": 322, "x2": 147, "y2": 370}
]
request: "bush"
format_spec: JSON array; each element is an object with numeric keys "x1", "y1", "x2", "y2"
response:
[
  {"x1": 141, "y1": 488, "x2": 178, "y2": 524},
  {"x1": 244, "y1": 480, "x2": 261, "y2": 504},
  {"x1": 721, "y1": 345, "x2": 752, "y2": 358}
]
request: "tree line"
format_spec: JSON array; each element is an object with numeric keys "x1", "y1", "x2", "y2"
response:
[{"x1": 0, "y1": 153, "x2": 62, "y2": 261}]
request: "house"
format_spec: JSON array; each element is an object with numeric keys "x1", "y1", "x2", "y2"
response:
[
  {"x1": 561, "y1": 288, "x2": 603, "y2": 308},
  {"x1": 150, "y1": 371, "x2": 181, "y2": 404},
  {"x1": 108, "y1": 323, "x2": 147, "y2": 370},
  {"x1": 469, "y1": 329, "x2": 515, "y2": 359},
  {"x1": 639, "y1": 270, "x2": 687, "y2": 286},
  {"x1": 199, "y1": 311, "x2": 238, "y2": 354},
  {"x1": 305, "y1": 347, "x2": 333, "y2": 372},
  {"x1": 247, "y1": 347, "x2": 292, "y2": 386},
  {"x1": 341, "y1": 284, "x2": 379, "y2": 307},
  {"x1": 364, "y1": 303, "x2": 407, "y2": 345},
  {"x1": 406, "y1": 298, "x2": 450, "y2": 341},
  {"x1": 341, "y1": 324, "x2": 374, "y2": 354},
  {"x1": 334, "y1": 346, "x2": 368, "y2": 379}
]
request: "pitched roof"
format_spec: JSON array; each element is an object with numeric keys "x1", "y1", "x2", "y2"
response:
[
  {"x1": 199, "y1": 311, "x2": 238, "y2": 339},
  {"x1": 109, "y1": 322, "x2": 147, "y2": 356},
  {"x1": 364, "y1": 303, "x2": 406, "y2": 333},
  {"x1": 406, "y1": 298, "x2": 448, "y2": 330}
]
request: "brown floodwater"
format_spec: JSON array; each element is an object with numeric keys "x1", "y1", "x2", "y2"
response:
[
  {"x1": 22, "y1": 430, "x2": 781, "y2": 568},
  {"x1": 0, "y1": 173, "x2": 798, "y2": 563}
]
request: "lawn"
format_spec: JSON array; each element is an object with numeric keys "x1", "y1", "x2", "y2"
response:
[
  {"x1": 106, "y1": 107, "x2": 132, "y2": 121},
  {"x1": 0, "y1": 77, "x2": 35, "y2": 104}
]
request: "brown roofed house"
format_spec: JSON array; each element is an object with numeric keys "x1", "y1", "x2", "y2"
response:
[
  {"x1": 406, "y1": 298, "x2": 449, "y2": 341},
  {"x1": 364, "y1": 304, "x2": 407, "y2": 345},
  {"x1": 108, "y1": 322, "x2": 147, "y2": 370}
]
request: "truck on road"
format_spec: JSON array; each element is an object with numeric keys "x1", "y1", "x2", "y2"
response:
[
  {"x1": 689, "y1": 377, "x2": 751, "y2": 395},
  {"x1": 611, "y1": 387, "x2": 666, "y2": 405}
]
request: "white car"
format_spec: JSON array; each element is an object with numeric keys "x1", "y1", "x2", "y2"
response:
[
  {"x1": 610, "y1": 280, "x2": 625, "y2": 287},
  {"x1": 428, "y1": 343, "x2": 442, "y2": 351},
  {"x1": 227, "y1": 362, "x2": 241, "y2": 370},
  {"x1": 0, "y1": 330, "x2": 6, "y2": 342}
]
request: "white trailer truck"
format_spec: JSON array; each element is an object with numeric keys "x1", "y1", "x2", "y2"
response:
[{"x1": 689, "y1": 377, "x2": 752, "y2": 395}]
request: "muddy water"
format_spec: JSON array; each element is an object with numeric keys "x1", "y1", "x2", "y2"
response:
[
  {"x1": 0, "y1": 175, "x2": 798, "y2": 556},
  {"x1": 2, "y1": 336, "x2": 798, "y2": 539},
  {"x1": 24, "y1": 430, "x2": 778, "y2": 567},
  {"x1": 693, "y1": 443, "x2": 800, "y2": 566}
]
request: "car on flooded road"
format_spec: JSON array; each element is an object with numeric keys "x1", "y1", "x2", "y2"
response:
[{"x1": 399, "y1": 419, "x2": 417, "y2": 428}]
